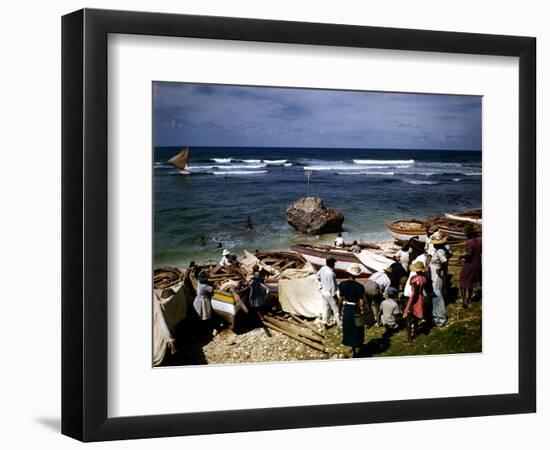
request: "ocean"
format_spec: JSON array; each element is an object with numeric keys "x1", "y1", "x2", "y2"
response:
[{"x1": 154, "y1": 147, "x2": 481, "y2": 268}]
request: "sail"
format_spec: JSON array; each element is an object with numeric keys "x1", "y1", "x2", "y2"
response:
[{"x1": 167, "y1": 147, "x2": 189, "y2": 170}]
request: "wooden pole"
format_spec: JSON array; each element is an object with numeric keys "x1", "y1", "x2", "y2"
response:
[
  {"x1": 262, "y1": 321, "x2": 326, "y2": 353},
  {"x1": 230, "y1": 288, "x2": 249, "y2": 314},
  {"x1": 263, "y1": 315, "x2": 324, "y2": 344},
  {"x1": 290, "y1": 314, "x2": 325, "y2": 338}
]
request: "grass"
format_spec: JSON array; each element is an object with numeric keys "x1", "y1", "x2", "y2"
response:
[{"x1": 323, "y1": 301, "x2": 482, "y2": 359}]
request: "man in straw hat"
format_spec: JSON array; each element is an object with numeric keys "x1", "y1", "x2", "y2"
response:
[
  {"x1": 337, "y1": 263, "x2": 366, "y2": 357},
  {"x1": 316, "y1": 257, "x2": 342, "y2": 328},
  {"x1": 425, "y1": 224, "x2": 440, "y2": 256},
  {"x1": 429, "y1": 234, "x2": 448, "y2": 328},
  {"x1": 404, "y1": 260, "x2": 429, "y2": 341}
]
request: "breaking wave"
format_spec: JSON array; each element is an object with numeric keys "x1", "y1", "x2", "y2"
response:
[
  {"x1": 214, "y1": 164, "x2": 267, "y2": 169},
  {"x1": 403, "y1": 179, "x2": 440, "y2": 185},
  {"x1": 210, "y1": 158, "x2": 233, "y2": 163},
  {"x1": 336, "y1": 171, "x2": 395, "y2": 176},
  {"x1": 354, "y1": 159, "x2": 415, "y2": 165},
  {"x1": 212, "y1": 170, "x2": 268, "y2": 175}
]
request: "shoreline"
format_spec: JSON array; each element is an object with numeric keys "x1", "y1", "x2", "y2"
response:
[{"x1": 153, "y1": 234, "x2": 398, "y2": 270}]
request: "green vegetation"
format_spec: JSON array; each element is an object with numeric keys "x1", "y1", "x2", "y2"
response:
[{"x1": 324, "y1": 301, "x2": 481, "y2": 358}]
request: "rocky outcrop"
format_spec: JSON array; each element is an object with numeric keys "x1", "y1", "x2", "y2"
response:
[{"x1": 286, "y1": 197, "x2": 344, "y2": 235}]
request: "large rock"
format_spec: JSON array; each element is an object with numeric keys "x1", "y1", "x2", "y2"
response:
[{"x1": 286, "y1": 197, "x2": 344, "y2": 235}]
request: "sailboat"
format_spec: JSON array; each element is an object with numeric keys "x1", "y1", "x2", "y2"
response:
[{"x1": 167, "y1": 147, "x2": 190, "y2": 175}]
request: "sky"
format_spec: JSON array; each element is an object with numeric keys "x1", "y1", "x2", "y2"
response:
[{"x1": 153, "y1": 82, "x2": 482, "y2": 150}]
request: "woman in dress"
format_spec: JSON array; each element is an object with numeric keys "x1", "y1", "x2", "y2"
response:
[
  {"x1": 338, "y1": 263, "x2": 366, "y2": 357},
  {"x1": 247, "y1": 270, "x2": 271, "y2": 319},
  {"x1": 429, "y1": 235, "x2": 448, "y2": 328},
  {"x1": 193, "y1": 272, "x2": 214, "y2": 336},
  {"x1": 404, "y1": 261, "x2": 428, "y2": 341},
  {"x1": 459, "y1": 226, "x2": 482, "y2": 308}
]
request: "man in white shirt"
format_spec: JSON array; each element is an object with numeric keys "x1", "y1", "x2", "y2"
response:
[
  {"x1": 219, "y1": 249, "x2": 231, "y2": 267},
  {"x1": 316, "y1": 257, "x2": 342, "y2": 328},
  {"x1": 367, "y1": 266, "x2": 392, "y2": 325},
  {"x1": 369, "y1": 267, "x2": 391, "y2": 296},
  {"x1": 211, "y1": 249, "x2": 232, "y2": 275},
  {"x1": 334, "y1": 233, "x2": 344, "y2": 248}
]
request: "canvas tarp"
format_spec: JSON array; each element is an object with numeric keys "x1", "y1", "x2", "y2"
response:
[
  {"x1": 153, "y1": 281, "x2": 189, "y2": 366},
  {"x1": 278, "y1": 275, "x2": 324, "y2": 318},
  {"x1": 241, "y1": 250, "x2": 316, "y2": 280},
  {"x1": 356, "y1": 250, "x2": 394, "y2": 273}
]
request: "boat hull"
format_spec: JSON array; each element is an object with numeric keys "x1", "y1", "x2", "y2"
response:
[
  {"x1": 188, "y1": 267, "x2": 241, "y2": 328},
  {"x1": 387, "y1": 220, "x2": 427, "y2": 242},
  {"x1": 388, "y1": 229, "x2": 427, "y2": 242},
  {"x1": 290, "y1": 244, "x2": 372, "y2": 276}
]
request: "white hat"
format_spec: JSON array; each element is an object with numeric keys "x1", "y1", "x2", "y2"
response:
[
  {"x1": 222, "y1": 249, "x2": 230, "y2": 256},
  {"x1": 346, "y1": 263, "x2": 362, "y2": 276}
]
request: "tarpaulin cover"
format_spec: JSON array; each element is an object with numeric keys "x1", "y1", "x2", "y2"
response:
[
  {"x1": 278, "y1": 275, "x2": 324, "y2": 318},
  {"x1": 356, "y1": 250, "x2": 394, "y2": 273},
  {"x1": 153, "y1": 282, "x2": 189, "y2": 366}
]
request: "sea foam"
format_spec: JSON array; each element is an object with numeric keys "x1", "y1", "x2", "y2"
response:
[{"x1": 353, "y1": 159, "x2": 415, "y2": 165}]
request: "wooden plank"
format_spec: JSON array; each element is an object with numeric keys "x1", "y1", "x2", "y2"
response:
[{"x1": 262, "y1": 321, "x2": 326, "y2": 353}]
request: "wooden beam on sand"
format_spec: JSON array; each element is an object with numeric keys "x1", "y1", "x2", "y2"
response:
[
  {"x1": 230, "y1": 288, "x2": 249, "y2": 315},
  {"x1": 262, "y1": 321, "x2": 327, "y2": 353},
  {"x1": 263, "y1": 315, "x2": 324, "y2": 344},
  {"x1": 290, "y1": 314, "x2": 325, "y2": 338}
]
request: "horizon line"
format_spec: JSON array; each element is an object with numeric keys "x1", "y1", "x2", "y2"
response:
[{"x1": 154, "y1": 145, "x2": 482, "y2": 152}]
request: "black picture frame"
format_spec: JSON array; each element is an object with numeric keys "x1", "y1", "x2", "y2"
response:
[{"x1": 62, "y1": 8, "x2": 536, "y2": 442}]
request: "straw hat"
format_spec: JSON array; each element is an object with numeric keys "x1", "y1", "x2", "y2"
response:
[
  {"x1": 431, "y1": 234, "x2": 448, "y2": 245},
  {"x1": 384, "y1": 265, "x2": 393, "y2": 274},
  {"x1": 222, "y1": 249, "x2": 230, "y2": 256},
  {"x1": 411, "y1": 261, "x2": 425, "y2": 272},
  {"x1": 428, "y1": 225, "x2": 439, "y2": 234},
  {"x1": 346, "y1": 263, "x2": 362, "y2": 276}
]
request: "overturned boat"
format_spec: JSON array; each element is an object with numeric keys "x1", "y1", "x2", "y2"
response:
[
  {"x1": 443, "y1": 208, "x2": 482, "y2": 224},
  {"x1": 290, "y1": 243, "x2": 393, "y2": 277}
]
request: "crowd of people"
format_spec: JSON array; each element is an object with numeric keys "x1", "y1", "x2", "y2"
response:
[{"x1": 318, "y1": 224, "x2": 482, "y2": 355}]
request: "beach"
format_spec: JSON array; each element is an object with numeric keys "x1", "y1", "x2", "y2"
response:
[{"x1": 158, "y1": 237, "x2": 482, "y2": 366}]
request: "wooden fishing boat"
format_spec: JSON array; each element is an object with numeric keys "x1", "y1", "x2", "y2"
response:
[
  {"x1": 187, "y1": 251, "x2": 308, "y2": 327},
  {"x1": 188, "y1": 264, "x2": 246, "y2": 328},
  {"x1": 153, "y1": 266, "x2": 185, "y2": 290},
  {"x1": 387, "y1": 219, "x2": 428, "y2": 242},
  {"x1": 255, "y1": 250, "x2": 309, "y2": 295},
  {"x1": 428, "y1": 216, "x2": 482, "y2": 240},
  {"x1": 167, "y1": 147, "x2": 190, "y2": 175},
  {"x1": 290, "y1": 243, "x2": 373, "y2": 276},
  {"x1": 444, "y1": 208, "x2": 482, "y2": 224}
]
